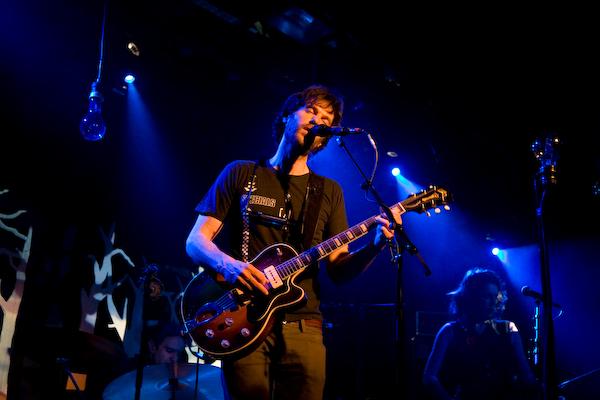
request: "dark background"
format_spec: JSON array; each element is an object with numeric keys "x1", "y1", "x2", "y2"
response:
[{"x1": 1, "y1": 1, "x2": 599, "y2": 399}]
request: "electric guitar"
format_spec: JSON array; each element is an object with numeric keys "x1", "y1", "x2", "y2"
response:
[{"x1": 180, "y1": 186, "x2": 451, "y2": 360}]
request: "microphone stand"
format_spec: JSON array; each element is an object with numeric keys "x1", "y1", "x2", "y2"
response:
[
  {"x1": 134, "y1": 264, "x2": 161, "y2": 400},
  {"x1": 336, "y1": 134, "x2": 431, "y2": 396},
  {"x1": 531, "y1": 136, "x2": 560, "y2": 400}
]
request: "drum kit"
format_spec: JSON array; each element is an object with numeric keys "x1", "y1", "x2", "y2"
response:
[
  {"x1": 32, "y1": 263, "x2": 227, "y2": 399},
  {"x1": 37, "y1": 327, "x2": 225, "y2": 399},
  {"x1": 103, "y1": 362, "x2": 225, "y2": 400}
]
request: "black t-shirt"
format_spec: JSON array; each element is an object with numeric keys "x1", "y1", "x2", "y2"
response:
[{"x1": 195, "y1": 160, "x2": 348, "y2": 320}]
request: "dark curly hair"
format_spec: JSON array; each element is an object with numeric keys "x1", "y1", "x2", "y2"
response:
[
  {"x1": 272, "y1": 85, "x2": 344, "y2": 149},
  {"x1": 148, "y1": 321, "x2": 185, "y2": 346},
  {"x1": 447, "y1": 268, "x2": 508, "y2": 318}
]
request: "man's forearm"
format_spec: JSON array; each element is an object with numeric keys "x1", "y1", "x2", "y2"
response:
[
  {"x1": 186, "y1": 235, "x2": 234, "y2": 274},
  {"x1": 328, "y1": 240, "x2": 386, "y2": 283}
]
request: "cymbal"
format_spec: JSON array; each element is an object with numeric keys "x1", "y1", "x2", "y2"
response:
[{"x1": 103, "y1": 362, "x2": 226, "y2": 400}]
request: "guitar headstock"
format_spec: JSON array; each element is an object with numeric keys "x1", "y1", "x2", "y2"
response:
[{"x1": 400, "y1": 185, "x2": 452, "y2": 216}]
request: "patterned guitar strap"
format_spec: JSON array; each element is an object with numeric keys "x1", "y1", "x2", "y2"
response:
[{"x1": 240, "y1": 162, "x2": 259, "y2": 262}]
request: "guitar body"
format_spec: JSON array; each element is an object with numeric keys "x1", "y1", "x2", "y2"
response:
[
  {"x1": 181, "y1": 243, "x2": 306, "y2": 360},
  {"x1": 180, "y1": 186, "x2": 451, "y2": 360}
]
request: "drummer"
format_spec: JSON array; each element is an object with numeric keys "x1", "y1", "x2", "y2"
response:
[
  {"x1": 147, "y1": 322, "x2": 187, "y2": 364},
  {"x1": 103, "y1": 321, "x2": 228, "y2": 400},
  {"x1": 111, "y1": 320, "x2": 188, "y2": 379}
]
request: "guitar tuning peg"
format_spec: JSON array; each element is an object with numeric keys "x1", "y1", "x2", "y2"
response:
[
  {"x1": 434, "y1": 208, "x2": 441, "y2": 214},
  {"x1": 444, "y1": 205, "x2": 450, "y2": 211}
]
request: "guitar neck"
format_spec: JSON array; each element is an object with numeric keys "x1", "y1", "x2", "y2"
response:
[{"x1": 276, "y1": 202, "x2": 405, "y2": 278}]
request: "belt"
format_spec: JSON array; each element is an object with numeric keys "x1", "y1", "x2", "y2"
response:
[
  {"x1": 302, "y1": 319, "x2": 322, "y2": 329},
  {"x1": 283, "y1": 319, "x2": 322, "y2": 331}
]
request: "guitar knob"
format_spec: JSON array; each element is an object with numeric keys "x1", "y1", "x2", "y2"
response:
[
  {"x1": 434, "y1": 208, "x2": 441, "y2": 214},
  {"x1": 220, "y1": 339, "x2": 231, "y2": 348},
  {"x1": 240, "y1": 328, "x2": 251, "y2": 337},
  {"x1": 205, "y1": 329, "x2": 215, "y2": 338},
  {"x1": 225, "y1": 317, "x2": 234, "y2": 326}
]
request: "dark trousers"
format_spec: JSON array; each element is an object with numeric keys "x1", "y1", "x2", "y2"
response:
[{"x1": 223, "y1": 319, "x2": 325, "y2": 400}]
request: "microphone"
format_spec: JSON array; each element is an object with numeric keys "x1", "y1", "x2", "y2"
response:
[
  {"x1": 521, "y1": 286, "x2": 562, "y2": 308},
  {"x1": 309, "y1": 124, "x2": 366, "y2": 137}
]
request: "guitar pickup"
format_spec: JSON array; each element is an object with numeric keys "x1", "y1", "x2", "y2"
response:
[{"x1": 263, "y1": 266, "x2": 283, "y2": 288}]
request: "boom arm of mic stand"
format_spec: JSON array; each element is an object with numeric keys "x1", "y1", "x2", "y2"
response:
[{"x1": 336, "y1": 135, "x2": 431, "y2": 276}]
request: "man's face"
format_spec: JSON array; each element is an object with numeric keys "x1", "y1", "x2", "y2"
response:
[
  {"x1": 152, "y1": 335, "x2": 186, "y2": 364},
  {"x1": 283, "y1": 100, "x2": 335, "y2": 154}
]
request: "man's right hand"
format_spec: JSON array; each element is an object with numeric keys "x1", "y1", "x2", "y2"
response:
[
  {"x1": 217, "y1": 260, "x2": 269, "y2": 296},
  {"x1": 186, "y1": 214, "x2": 269, "y2": 296}
]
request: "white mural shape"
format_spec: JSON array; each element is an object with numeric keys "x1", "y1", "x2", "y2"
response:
[
  {"x1": 79, "y1": 224, "x2": 134, "y2": 341},
  {"x1": 121, "y1": 274, "x2": 145, "y2": 357},
  {"x1": 0, "y1": 189, "x2": 32, "y2": 397}
]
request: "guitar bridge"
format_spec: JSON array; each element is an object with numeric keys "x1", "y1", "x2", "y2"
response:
[{"x1": 231, "y1": 288, "x2": 252, "y2": 306}]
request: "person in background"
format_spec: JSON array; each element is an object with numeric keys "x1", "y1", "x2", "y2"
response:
[
  {"x1": 146, "y1": 321, "x2": 187, "y2": 364},
  {"x1": 423, "y1": 268, "x2": 540, "y2": 400}
]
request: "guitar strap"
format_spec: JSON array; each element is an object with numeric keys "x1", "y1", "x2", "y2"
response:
[
  {"x1": 240, "y1": 162, "x2": 259, "y2": 262},
  {"x1": 241, "y1": 160, "x2": 325, "y2": 256},
  {"x1": 300, "y1": 172, "x2": 325, "y2": 251}
]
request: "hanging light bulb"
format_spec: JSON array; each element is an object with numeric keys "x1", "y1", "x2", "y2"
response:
[
  {"x1": 80, "y1": 82, "x2": 106, "y2": 141},
  {"x1": 80, "y1": 0, "x2": 108, "y2": 141}
]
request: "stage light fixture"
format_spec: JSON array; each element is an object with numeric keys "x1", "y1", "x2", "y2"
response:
[{"x1": 127, "y1": 41, "x2": 140, "y2": 56}]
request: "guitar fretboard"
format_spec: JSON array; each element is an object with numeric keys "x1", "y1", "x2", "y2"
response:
[{"x1": 275, "y1": 202, "x2": 404, "y2": 278}]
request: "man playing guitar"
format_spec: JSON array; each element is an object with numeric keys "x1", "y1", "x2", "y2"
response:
[{"x1": 185, "y1": 84, "x2": 400, "y2": 400}]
